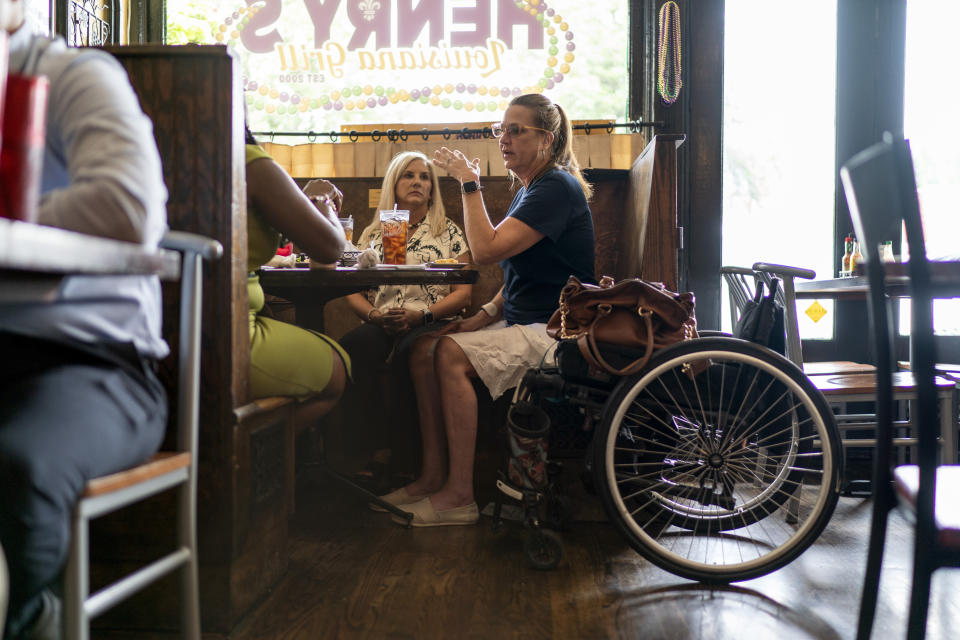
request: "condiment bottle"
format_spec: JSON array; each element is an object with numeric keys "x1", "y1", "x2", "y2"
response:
[
  {"x1": 841, "y1": 235, "x2": 854, "y2": 276},
  {"x1": 850, "y1": 240, "x2": 864, "y2": 275},
  {"x1": 881, "y1": 240, "x2": 895, "y2": 263}
]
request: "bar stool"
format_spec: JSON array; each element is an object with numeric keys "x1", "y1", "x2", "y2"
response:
[{"x1": 63, "y1": 232, "x2": 222, "y2": 640}]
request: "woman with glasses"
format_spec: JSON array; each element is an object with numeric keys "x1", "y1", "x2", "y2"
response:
[{"x1": 373, "y1": 94, "x2": 595, "y2": 527}]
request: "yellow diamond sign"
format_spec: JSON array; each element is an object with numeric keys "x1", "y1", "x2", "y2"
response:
[{"x1": 805, "y1": 301, "x2": 828, "y2": 323}]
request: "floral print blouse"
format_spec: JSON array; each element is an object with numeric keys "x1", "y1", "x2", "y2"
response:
[{"x1": 363, "y1": 218, "x2": 468, "y2": 314}]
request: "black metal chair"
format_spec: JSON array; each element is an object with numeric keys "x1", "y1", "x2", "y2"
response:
[
  {"x1": 842, "y1": 133, "x2": 960, "y2": 640},
  {"x1": 1, "y1": 542, "x2": 7, "y2": 635},
  {"x1": 721, "y1": 262, "x2": 873, "y2": 375}
]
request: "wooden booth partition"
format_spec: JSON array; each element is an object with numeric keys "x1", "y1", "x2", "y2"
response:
[
  {"x1": 93, "y1": 45, "x2": 294, "y2": 635},
  {"x1": 622, "y1": 133, "x2": 685, "y2": 291}
]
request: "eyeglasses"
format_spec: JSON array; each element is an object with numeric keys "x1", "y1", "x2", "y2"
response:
[{"x1": 490, "y1": 122, "x2": 551, "y2": 138}]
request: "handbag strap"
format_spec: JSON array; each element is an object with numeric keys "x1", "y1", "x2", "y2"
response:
[{"x1": 576, "y1": 306, "x2": 655, "y2": 376}]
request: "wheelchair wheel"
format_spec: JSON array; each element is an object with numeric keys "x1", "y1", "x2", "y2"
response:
[{"x1": 592, "y1": 337, "x2": 841, "y2": 583}]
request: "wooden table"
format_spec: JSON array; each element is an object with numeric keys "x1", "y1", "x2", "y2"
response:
[
  {"x1": 795, "y1": 261, "x2": 960, "y2": 299},
  {"x1": 0, "y1": 218, "x2": 179, "y2": 301},
  {"x1": 795, "y1": 261, "x2": 960, "y2": 464},
  {"x1": 258, "y1": 265, "x2": 480, "y2": 331}
]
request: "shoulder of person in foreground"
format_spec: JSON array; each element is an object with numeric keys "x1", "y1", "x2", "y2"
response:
[{"x1": 35, "y1": 42, "x2": 167, "y2": 247}]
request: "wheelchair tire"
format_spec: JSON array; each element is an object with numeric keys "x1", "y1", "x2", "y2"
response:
[
  {"x1": 592, "y1": 337, "x2": 841, "y2": 583},
  {"x1": 524, "y1": 529, "x2": 564, "y2": 570}
]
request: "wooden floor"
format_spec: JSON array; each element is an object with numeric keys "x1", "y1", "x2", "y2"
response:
[
  {"x1": 210, "y1": 459, "x2": 959, "y2": 640},
  {"x1": 91, "y1": 450, "x2": 958, "y2": 640}
]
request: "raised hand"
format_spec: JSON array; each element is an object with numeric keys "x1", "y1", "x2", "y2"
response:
[
  {"x1": 432, "y1": 147, "x2": 481, "y2": 184},
  {"x1": 303, "y1": 178, "x2": 344, "y2": 213}
]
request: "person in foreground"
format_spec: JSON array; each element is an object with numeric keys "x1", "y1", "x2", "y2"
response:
[
  {"x1": 245, "y1": 127, "x2": 350, "y2": 420},
  {"x1": 0, "y1": 2, "x2": 168, "y2": 637},
  {"x1": 338, "y1": 151, "x2": 471, "y2": 490},
  {"x1": 377, "y1": 94, "x2": 596, "y2": 527}
]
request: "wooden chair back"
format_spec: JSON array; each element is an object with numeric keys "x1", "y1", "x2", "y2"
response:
[{"x1": 842, "y1": 133, "x2": 960, "y2": 639}]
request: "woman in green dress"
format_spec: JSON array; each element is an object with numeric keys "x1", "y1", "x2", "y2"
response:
[{"x1": 245, "y1": 127, "x2": 351, "y2": 422}]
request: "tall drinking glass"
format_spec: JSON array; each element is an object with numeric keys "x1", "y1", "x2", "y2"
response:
[
  {"x1": 338, "y1": 217, "x2": 354, "y2": 244},
  {"x1": 380, "y1": 210, "x2": 409, "y2": 264}
]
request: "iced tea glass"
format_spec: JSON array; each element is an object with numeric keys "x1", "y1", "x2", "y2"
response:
[
  {"x1": 338, "y1": 217, "x2": 354, "y2": 244},
  {"x1": 380, "y1": 210, "x2": 409, "y2": 264}
]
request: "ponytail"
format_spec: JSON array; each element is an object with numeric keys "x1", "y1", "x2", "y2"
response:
[
  {"x1": 508, "y1": 94, "x2": 593, "y2": 200},
  {"x1": 552, "y1": 104, "x2": 592, "y2": 200}
]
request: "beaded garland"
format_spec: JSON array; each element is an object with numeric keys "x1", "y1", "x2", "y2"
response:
[
  {"x1": 657, "y1": 1, "x2": 682, "y2": 105},
  {"x1": 209, "y1": 1, "x2": 579, "y2": 117}
]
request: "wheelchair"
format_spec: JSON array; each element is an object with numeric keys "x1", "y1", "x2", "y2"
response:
[{"x1": 492, "y1": 334, "x2": 843, "y2": 583}]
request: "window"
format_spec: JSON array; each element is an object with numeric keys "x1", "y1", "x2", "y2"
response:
[
  {"x1": 166, "y1": 0, "x2": 629, "y2": 136},
  {"x1": 27, "y1": 0, "x2": 53, "y2": 35},
  {"x1": 900, "y1": 0, "x2": 960, "y2": 336},
  {"x1": 721, "y1": 1, "x2": 837, "y2": 338}
]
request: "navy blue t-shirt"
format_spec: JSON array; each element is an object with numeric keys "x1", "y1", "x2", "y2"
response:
[{"x1": 501, "y1": 168, "x2": 595, "y2": 325}]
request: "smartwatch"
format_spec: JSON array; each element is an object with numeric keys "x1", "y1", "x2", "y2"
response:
[
  {"x1": 461, "y1": 180, "x2": 482, "y2": 194},
  {"x1": 422, "y1": 309, "x2": 434, "y2": 325}
]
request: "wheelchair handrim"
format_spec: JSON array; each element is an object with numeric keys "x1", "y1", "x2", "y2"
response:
[{"x1": 600, "y1": 345, "x2": 837, "y2": 578}]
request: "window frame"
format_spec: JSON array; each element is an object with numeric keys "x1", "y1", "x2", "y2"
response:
[{"x1": 674, "y1": 1, "x2": 911, "y2": 348}]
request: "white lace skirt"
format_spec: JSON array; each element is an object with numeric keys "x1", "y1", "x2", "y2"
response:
[{"x1": 445, "y1": 321, "x2": 556, "y2": 400}]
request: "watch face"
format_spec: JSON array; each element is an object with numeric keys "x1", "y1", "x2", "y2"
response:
[{"x1": 462, "y1": 181, "x2": 480, "y2": 193}]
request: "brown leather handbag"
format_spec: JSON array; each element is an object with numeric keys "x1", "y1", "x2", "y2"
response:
[{"x1": 546, "y1": 275, "x2": 700, "y2": 375}]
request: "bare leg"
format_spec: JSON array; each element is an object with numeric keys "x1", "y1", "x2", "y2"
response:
[
  {"x1": 403, "y1": 336, "x2": 448, "y2": 496},
  {"x1": 426, "y1": 336, "x2": 479, "y2": 511}
]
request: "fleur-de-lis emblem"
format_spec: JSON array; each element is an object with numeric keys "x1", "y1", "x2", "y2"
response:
[{"x1": 358, "y1": 0, "x2": 381, "y2": 21}]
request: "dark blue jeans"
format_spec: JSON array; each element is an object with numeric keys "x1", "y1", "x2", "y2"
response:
[{"x1": 0, "y1": 333, "x2": 166, "y2": 639}]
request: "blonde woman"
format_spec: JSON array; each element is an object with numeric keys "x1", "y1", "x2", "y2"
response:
[{"x1": 340, "y1": 151, "x2": 472, "y2": 490}]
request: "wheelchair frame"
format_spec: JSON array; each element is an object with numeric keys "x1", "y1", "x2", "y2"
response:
[{"x1": 494, "y1": 335, "x2": 844, "y2": 583}]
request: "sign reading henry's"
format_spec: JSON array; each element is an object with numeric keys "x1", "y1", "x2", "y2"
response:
[{"x1": 169, "y1": 0, "x2": 627, "y2": 130}]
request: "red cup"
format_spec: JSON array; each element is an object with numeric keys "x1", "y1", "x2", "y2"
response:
[
  {"x1": 1, "y1": 73, "x2": 49, "y2": 222},
  {"x1": 0, "y1": 31, "x2": 8, "y2": 149}
]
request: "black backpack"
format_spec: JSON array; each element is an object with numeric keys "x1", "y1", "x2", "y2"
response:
[{"x1": 734, "y1": 277, "x2": 786, "y2": 355}]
